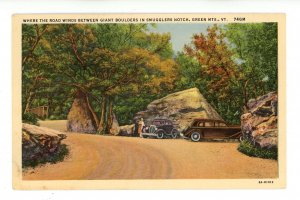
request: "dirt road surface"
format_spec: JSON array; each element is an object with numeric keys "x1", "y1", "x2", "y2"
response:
[{"x1": 23, "y1": 120, "x2": 278, "y2": 180}]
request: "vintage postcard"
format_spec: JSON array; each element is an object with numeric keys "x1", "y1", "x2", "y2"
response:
[{"x1": 12, "y1": 13, "x2": 286, "y2": 189}]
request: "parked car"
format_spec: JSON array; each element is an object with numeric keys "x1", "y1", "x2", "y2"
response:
[
  {"x1": 182, "y1": 118, "x2": 241, "y2": 142},
  {"x1": 141, "y1": 119, "x2": 179, "y2": 139}
]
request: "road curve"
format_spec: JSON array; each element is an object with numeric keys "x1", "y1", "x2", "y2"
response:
[
  {"x1": 23, "y1": 135, "x2": 278, "y2": 180},
  {"x1": 23, "y1": 121, "x2": 278, "y2": 180}
]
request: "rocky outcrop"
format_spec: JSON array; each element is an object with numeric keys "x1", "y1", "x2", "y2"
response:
[
  {"x1": 22, "y1": 123, "x2": 67, "y2": 167},
  {"x1": 110, "y1": 113, "x2": 121, "y2": 135},
  {"x1": 241, "y1": 92, "x2": 278, "y2": 149},
  {"x1": 119, "y1": 124, "x2": 135, "y2": 136},
  {"x1": 67, "y1": 91, "x2": 98, "y2": 133},
  {"x1": 134, "y1": 88, "x2": 223, "y2": 132}
]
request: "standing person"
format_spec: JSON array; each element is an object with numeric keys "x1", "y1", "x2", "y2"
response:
[
  {"x1": 133, "y1": 118, "x2": 139, "y2": 137},
  {"x1": 138, "y1": 118, "x2": 145, "y2": 137}
]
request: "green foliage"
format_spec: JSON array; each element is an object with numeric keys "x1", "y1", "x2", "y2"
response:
[
  {"x1": 22, "y1": 113, "x2": 39, "y2": 125},
  {"x1": 238, "y1": 140, "x2": 277, "y2": 160},
  {"x1": 175, "y1": 53, "x2": 200, "y2": 90},
  {"x1": 179, "y1": 23, "x2": 278, "y2": 124},
  {"x1": 225, "y1": 23, "x2": 278, "y2": 94},
  {"x1": 22, "y1": 23, "x2": 177, "y2": 131},
  {"x1": 22, "y1": 144, "x2": 69, "y2": 168},
  {"x1": 114, "y1": 90, "x2": 167, "y2": 125},
  {"x1": 21, "y1": 23, "x2": 278, "y2": 127}
]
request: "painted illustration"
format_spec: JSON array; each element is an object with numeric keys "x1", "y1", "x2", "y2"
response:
[{"x1": 20, "y1": 20, "x2": 279, "y2": 181}]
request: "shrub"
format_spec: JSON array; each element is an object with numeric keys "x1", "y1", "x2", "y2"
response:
[
  {"x1": 22, "y1": 144, "x2": 69, "y2": 168},
  {"x1": 238, "y1": 140, "x2": 277, "y2": 160},
  {"x1": 22, "y1": 112, "x2": 39, "y2": 125}
]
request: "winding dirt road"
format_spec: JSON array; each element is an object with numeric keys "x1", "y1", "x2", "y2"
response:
[{"x1": 23, "y1": 120, "x2": 278, "y2": 180}]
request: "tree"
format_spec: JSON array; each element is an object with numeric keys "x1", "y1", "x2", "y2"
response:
[
  {"x1": 181, "y1": 23, "x2": 278, "y2": 124},
  {"x1": 22, "y1": 24, "x2": 49, "y2": 114},
  {"x1": 225, "y1": 23, "x2": 278, "y2": 96},
  {"x1": 22, "y1": 23, "x2": 177, "y2": 134},
  {"x1": 184, "y1": 25, "x2": 243, "y2": 123}
]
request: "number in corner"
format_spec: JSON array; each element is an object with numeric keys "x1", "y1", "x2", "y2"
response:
[
  {"x1": 258, "y1": 180, "x2": 274, "y2": 184},
  {"x1": 234, "y1": 17, "x2": 246, "y2": 21}
]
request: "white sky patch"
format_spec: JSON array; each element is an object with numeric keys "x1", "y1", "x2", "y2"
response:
[{"x1": 148, "y1": 23, "x2": 214, "y2": 53}]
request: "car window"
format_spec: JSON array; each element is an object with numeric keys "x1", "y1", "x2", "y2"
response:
[
  {"x1": 153, "y1": 121, "x2": 165, "y2": 125},
  {"x1": 206, "y1": 122, "x2": 214, "y2": 126},
  {"x1": 153, "y1": 121, "x2": 160, "y2": 125},
  {"x1": 219, "y1": 122, "x2": 227, "y2": 127},
  {"x1": 198, "y1": 122, "x2": 203, "y2": 126}
]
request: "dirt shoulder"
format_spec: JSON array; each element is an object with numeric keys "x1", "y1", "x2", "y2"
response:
[{"x1": 23, "y1": 121, "x2": 278, "y2": 180}]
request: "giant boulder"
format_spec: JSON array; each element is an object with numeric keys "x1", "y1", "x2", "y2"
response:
[
  {"x1": 241, "y1": 92, "x2": 278, "y2": 149},
  {"x1": 110, "y1": 113, "x2": 121, "y2": 135},
  {"x1": 22, "y1": 123, "x2": 67, "y2": 167},
  {"x1": 67, "y1": 91, "x2": 97, "y2": 133},
  {"x1": 134, "y1": 87, "x2": 223, "y2": 132}
]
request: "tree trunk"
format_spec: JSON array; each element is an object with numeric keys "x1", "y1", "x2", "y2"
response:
[
  {"x1": 242, "y1": 79, "x2": 250, "y2": 112},
  {"x1": 86, "y1": 95, "x2": 99, "y2": 127},
  {"x1": 98, "y1": 95, "x2": 107, "y2": 134},
  {"x1": 105, "y1": 96, "x2": 114, "y2": 135},
  {"x1": 24, "y1": 92, "x2": 34, "y2": 114}
]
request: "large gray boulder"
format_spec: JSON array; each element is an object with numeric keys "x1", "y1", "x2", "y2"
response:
[
  {"x1": 241, "y1": 92, "x2": 278, "y2": 149},
  {"x1": 134, "y1": 88, "x2": 223, "y2": 132}
]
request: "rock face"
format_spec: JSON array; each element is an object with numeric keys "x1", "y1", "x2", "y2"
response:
[
  {"x1": 134, "y1": 88, "x2": 223, "y2": 132},
  {"x1": 110, "y1": 113, "x2": 121, "y2": 135},
  {"x1": 119, "y1": 124, "x2": 135, "y2": 136},
  {"x1": 22, "y1": 123, "x2": 67, "y2": 166},
  {"x1": 241, "y1": 92, "x2": 278, "y2": 149},
  {"x1": 67, "y1": 91, "x2": 97, "y2": 133}
]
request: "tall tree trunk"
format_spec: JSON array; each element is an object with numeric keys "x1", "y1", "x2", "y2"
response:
[
  {"x1": 86, "y1": 95, "x2": 99, "y2": 127},
  {"x1": 24, "y1": 92, "x2": 34, "y2": 114},
  {"x1": 105, "y1": 96, "x2": 114, "y2": 135},
  {"x1": 98, "y1": 95, "x2": 107, "y2": 133},
  {"x1": 242, "y1": 79, "x2": 250, "y2": 112}
]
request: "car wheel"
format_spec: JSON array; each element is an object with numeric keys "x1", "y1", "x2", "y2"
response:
[
  {"x1": 191, "y1": 132, "x2": 201, "y2": 142},
  {"x1": 149, "y1": 125, "x2": 156, "y2": 133},
  {"x1": 156, "y1": 130, "x2": 165, "y2": 139},
  {"x1": 171, "y1": 129, "x2": 179, "y2": 139}
]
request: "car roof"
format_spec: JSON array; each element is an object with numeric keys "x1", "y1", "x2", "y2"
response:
[
  {"x1": 192, "y1": 118, "x2": 226, "y2": 123},
  {"x1": 152, "y1": 119, "x2": 172, "y2": 122}
]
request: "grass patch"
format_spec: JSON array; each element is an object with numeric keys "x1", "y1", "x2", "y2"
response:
[
  {"x1": 22, "y1": 144, "x2": 69, "y2": 168},
  {"x1": 238, "y1": 140, "x2": 277, "y2": 160}
]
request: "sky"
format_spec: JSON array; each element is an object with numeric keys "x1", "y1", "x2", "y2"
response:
[{"x1": 148, "y1": 23, "x2": 213, "y2": 53}]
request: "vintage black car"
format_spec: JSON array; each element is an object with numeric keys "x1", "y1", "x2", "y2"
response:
[
  {"x1": 141, "y1": 119, "x2": 179, "y2": 139},
  {"x1": 182, "y1": 118, "x2": 241, "y2": 142}
]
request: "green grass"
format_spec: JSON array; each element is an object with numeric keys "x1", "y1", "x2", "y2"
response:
[
  {"x1": 22, "y1": 144, "x2": 69, "y2": 168},
  {"x1": 238, "y1": 140, "x2": 277, "y2": 160}
]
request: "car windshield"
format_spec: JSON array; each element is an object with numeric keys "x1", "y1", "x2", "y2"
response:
[{"x1": 153, "y1": 121, "x2": 165, "y2": 125}]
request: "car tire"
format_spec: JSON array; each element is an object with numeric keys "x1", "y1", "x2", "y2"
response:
[
  {"x1": 156, "y1": 130, "x2": 165, "y2": 139},
  {"x1": 149, "y1": 125, "x2": 156, "y2": 133},
  {"x1": 191, "y1": 132, "x2": 201, "y2": 142},
  {"x1": 171, "y1": 129, "x2": 179, "y2": 139}
]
